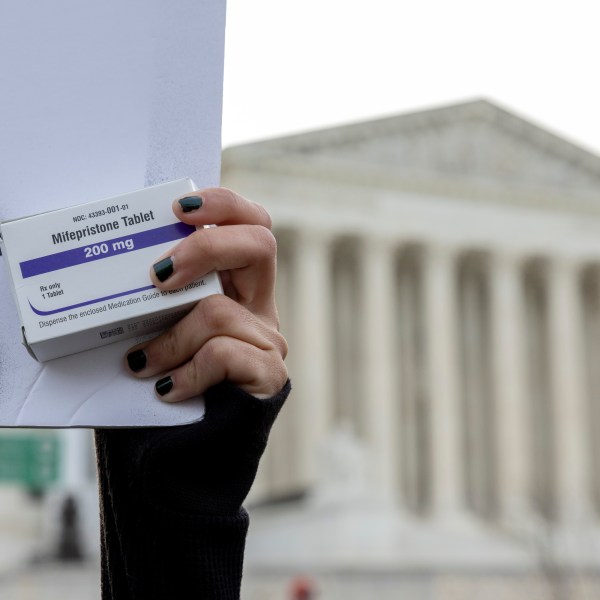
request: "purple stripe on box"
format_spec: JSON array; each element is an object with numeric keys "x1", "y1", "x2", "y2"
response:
[
  {"x1": 28, "y1": 284, "x2": 156, "y2": 316},
  {"x1": 20, "y1": 222, "x2": 196, "y2": 279}
]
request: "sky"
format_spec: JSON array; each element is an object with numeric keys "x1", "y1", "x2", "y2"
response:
[{"x1": 221, "y1": 0, "x2": 600, "y2": 155}]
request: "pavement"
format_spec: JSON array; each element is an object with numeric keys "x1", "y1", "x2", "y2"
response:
[
  {"x1": 0, "y1": 561, "x2": 100, "y2": 600},
  {"x1": 0, "y1": 487, "x2": 101, "y2": 599}
]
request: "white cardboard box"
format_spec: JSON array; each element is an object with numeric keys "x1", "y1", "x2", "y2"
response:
[{"x1": 0, "y1": 178, "x2": 222, "y2": 361}]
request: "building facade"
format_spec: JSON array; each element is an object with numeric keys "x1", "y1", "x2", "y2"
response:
[{"x1": 221, "y1": 100, "x2": 600, "y2": 599}]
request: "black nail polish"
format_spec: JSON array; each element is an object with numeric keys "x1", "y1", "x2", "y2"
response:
[
  {"x1": 178, "y1": 196, "x2": 203, "y2": 212},
  {"x1": 153, "y1": 257, "x2": 173, "y2": 282},
  {"x1": 156, "y1": 376, "x2": 173, "y2": 396},
  {"x1": 127, "y1": 349, "x2": 146, "y2": 372}
]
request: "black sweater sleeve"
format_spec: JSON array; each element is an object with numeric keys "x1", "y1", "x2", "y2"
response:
[{"x1": 94, "y1": 379, "x2": 291, "y2": 600}]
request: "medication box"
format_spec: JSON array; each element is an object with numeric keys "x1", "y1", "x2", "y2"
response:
[{"x1": 0, "y1": 179, "x2": 222, "y2": 361}]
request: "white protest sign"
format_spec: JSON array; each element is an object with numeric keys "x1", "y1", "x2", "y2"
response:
[{"x1": 0, "y1": 0, "x2": 226, "y2": 427}]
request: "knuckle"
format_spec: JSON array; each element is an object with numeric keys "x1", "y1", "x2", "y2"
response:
[
  {"x1": 250, "y1": 225, "x2": 277, "y2": 259},
  {"x1": 271, "y1": 331, "x2": 288, "y2": 360},
  {"x1": 202, "y1": 336, "x2": 233, "y2": 367},
  {"x1": 186, "y1": 352, "x2": 204, "y2": 387},
  {"x1": 279, "y1": 335, "x2": 289, "y2": 360},
  {"x1": 261, "y1": 358, "x2": 288, "y2": 392},
  {"x1": 253, "y1": 202, "x2": 273, "y2": 229},
  {"x1": 198, "y1": 295, "x2": 238, "y2": 332},
  {"x1": 276, "y1": 361, "x2": 289, "y2": 386},
  {"x1": 223, "y1": 187, "x2": 247, "y2": 214},
  {"x1": 190, "y1": 226, "x2": 216, "y2": 258},
  {"x1": 155, "y1": 325, "x2": 180, "y2": 361},
  {"x1": 222, "y1": 188, "x2": 273, "y2": 229}
]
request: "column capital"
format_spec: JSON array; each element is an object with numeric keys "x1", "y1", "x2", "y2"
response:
[
  {"x1": 489, "y1": 249, "x2": 530, "y2": 270},
  {"x1": 293, "y1": 227, "x2": 334, "y2": 249},
  {"x1": 423, "y1": 241, "x2": 461, "y2": 261},
  {"x1": 360, "y1": 235, "x2": 397, "y2": 254},
  {"x1": 547, "y1": 256, "x2": 587, "y2": 281}
]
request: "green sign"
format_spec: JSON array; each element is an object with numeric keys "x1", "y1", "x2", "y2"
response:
[{"x1": 0, "y1": 435, "x2": 60, "y2": 488}]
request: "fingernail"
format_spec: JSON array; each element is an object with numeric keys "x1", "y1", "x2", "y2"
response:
[
  {"x1": 127, "y1": 349, "x2": 146, "y2": 372},
  {"x1": 178, "y1": 196, "x2": 203, "y2": 213},
  {"x1": 156, "y1": 376, "x2": 173, "y2": 396},
  {"x1": 153, "y1": 257, "x2": 173, "y2": 282}
]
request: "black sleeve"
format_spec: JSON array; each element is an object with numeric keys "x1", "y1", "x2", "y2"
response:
[{"x1": 94, "y1": 379, "x2": 291, "y2": 600}]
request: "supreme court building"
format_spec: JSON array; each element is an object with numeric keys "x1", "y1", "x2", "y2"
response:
[{"x1": 221, "y1": 99, "x2": 600, "y2": 599}]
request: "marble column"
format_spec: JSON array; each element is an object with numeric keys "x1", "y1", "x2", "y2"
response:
[
  {"x1": 548, "y1": 258, "x2": 592, "y2": 525},
  {"x1": 360, "y1": 237, "x2": 399, "y2": 503},
  {"x1": 422, "y1": 244, "x2": 465, "y2": 522},
  {"x1": 489, "y1": 252, "x2": 533, "y2": 526},
  {"x1": 292, "y1": 229, "x2": 334, "y2": 487},
  {"x1": 581, "y1": 266, "x2": 600, "y2": 520}
]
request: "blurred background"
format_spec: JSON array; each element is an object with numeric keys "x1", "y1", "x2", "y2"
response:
[{"x1": 3, "y1": 1, "x2": 600, "y2": 599}]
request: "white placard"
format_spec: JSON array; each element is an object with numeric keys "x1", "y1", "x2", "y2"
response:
[{"x1": 0, "y1": 0, "x2": 226, "y2": 427}]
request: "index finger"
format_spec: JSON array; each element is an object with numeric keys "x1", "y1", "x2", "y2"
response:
[{"x1": 173, "y1": 187, "x2": 272, "y2": 229}]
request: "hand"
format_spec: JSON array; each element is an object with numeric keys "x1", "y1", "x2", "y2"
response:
[{"x1": 124, "y1": 188, "x2": 288, "y2": 401}]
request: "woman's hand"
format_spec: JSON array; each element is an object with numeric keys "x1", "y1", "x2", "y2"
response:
[{"x1": 124, "y1": 187, "x2": 288, "y2": 401}]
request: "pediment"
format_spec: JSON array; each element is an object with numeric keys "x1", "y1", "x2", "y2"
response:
[{"x1": 225, "y1": 100, "x2": 600, "y2": 195}]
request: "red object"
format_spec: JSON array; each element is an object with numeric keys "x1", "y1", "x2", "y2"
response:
[{"x1": 290, "y1": 576, "x2": 316, "y2": 599}]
